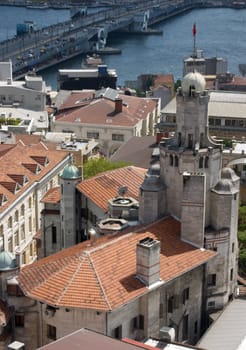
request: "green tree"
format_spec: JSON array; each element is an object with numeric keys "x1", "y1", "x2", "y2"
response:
[
  {"x1": 238, "y1": 205, "x2": 246, "y2": 276},
  {"x1": 83, "y1": 158, "x2": 130, "y2": 179}
]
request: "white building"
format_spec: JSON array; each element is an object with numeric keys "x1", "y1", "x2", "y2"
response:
[
  {"x1": 0, "y1": 61, "x2": 48, "y2": 133},
  {"x1": 51, "y1": 88, "x2": 161, "y2": 157}
]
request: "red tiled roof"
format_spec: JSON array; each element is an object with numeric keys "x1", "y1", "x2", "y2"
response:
[
  {"x1": 76, "y1": 166, "x2": 147, "y2": 211},
  {"x1": 18, "y1": 217, "x2": 215, "y2": 311},
  {"x1": 55, "y1": 95, "x2": 158, "y2": 128},
  {"x1": 153, "y1": 74, "x2": 174, "y2": 88},
  {"x1": 0, "y1": 142, "x2": 68, "y2": 213},
  {"x1": 41, "y1": 187, "x2": 60, "y2": 204},
  {"x1": 59, "y1": 91, "x2": 95, "y2": 111},
  {"x1": 0, "y1": 299, "x2": 13, "y2": 327}
]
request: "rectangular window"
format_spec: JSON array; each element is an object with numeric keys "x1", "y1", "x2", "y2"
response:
[
  {"x1": 52, "y1": 226, "x2": 57, "y2": 244},
  {"x1": 114, "y1": 325, "x2": 122, "y2": 339},
  {"x1": 159, "y1": 303, "x2": 164, "y2": 319},
  {"x1": 15, "y1": 314, "x2": 24, "y2": 327},
  {"x1": 7, "y1": 284, "x2": 24, "y2": 297},
  {"x1": 47, "y1": 325, "x2": 56, "y2": 340},
  {"x1": 112, "y1": 134, "x2": 124, "y2": 141},
  {"x1": 215, "y1": 119, "x2": 221, "y2": 126},
  {"x1": 182, "y1": 287, "x2": 190, "y2": 304},
  {"x1": 139, "y1": 315, "x2": 144, "y2": 330},
  {"x1": 230, "y1": 268, "x2": 233, "y2": 281},
  {"x1": 131, "y1": 316, "x2": 138, "y2": 330},
  {"x1": 232, "y1": 242, "x2": 235, "y2": 253},
  {"x1": 168, "y1": 297, "x2": 174, "y2": 313},
  {"x1": 208, "y1": 274, "x2": 216, "y2": 286},
  {"x1": 87, "y1": 132, "x2": 99, "y2": 139},
  {"x1": 194, "y1": 320, "x2": 198, "y2": 334},
  {"x1": 182, "y1": 314, "x2": 189, "y2": 340}
]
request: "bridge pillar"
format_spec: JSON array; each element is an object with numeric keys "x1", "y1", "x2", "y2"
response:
[{"x1": 133, "y1": 10, "x2": 150, "y2": 32}]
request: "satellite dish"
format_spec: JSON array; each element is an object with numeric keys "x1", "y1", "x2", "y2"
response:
[{"x1": 118, "y1": 186, "x2": 128, "y2": 197}]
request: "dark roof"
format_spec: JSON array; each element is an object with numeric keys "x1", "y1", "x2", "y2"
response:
[
  {"x1": 37, "y1": 328, "x2": 153, "y2": 350},
  {"x1": 110, "y1": 136, "x2": 158, "y2": 168}
]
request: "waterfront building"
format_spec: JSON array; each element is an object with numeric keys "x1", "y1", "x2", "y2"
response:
[
  {"x1": 51, "y1": 88, "x2": 161, "y2": 157},
  {"x1": 8, "y1": 72, "x2": 240, "y2": 349},
  {"x1": 58, "y1": 65, "x2": 117, "y2": 91},
  {"x1": 183, "y1": 48, "x2": 228, "y2": 77},
  {"x1": 0, "y1": 62, "x2": 48, "y2": 133}
]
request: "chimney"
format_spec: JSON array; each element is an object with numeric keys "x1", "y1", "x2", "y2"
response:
[
  {"x1": 115, "y1": 98, "x2": 123, "y2": 113},
  {"x1": 136, "y1": 237, "x2": 160, "y2": 286}
]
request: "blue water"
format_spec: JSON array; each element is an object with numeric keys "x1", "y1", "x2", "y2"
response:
[{"x1": 0, "y1": 5, "x2": 246, "y2": 89}]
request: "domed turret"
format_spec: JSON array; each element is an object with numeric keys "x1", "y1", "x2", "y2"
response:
[
  {"x1": 60, "y1": 164, "x2": 81, "y2": 180},
  {"x1": 181, "y1": 71, "x2": 206, "y2": 95},
  {"x1": 221, "y1": 167, "x2": 239, "y2": 182}
]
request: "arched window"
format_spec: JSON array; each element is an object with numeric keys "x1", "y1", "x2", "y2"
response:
[
  {"x1": 14, "y1": 210, "x2": 19, "y2": 222},
  {"x1": 205, "y1": 156, "x2": 209, "y2": 168},
  {"x1": 175, "y1": 156, "x2": 179, "y2": 167},
  {"x1": 170, "y1": 155, "x2": 173, "y2": 166},
  {"x1": 21, "y1": 204, "x2": 25, "y2": 216},
  {"x1": 8, "y1": 217, "x2": 13, "y2": 229},
  {"x1": 199, "y1": 157, "x2": 203, "y2": 169}
]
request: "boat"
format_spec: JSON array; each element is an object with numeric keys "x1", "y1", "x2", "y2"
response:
[
  {"x1": 26, "y1": 3, "x2": 49, "y2": 9},
  {"x1": 81, "y1": 54, "x2": 103, "y2": 68}
]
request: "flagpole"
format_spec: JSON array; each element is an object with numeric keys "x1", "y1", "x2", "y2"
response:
[{"x1": 193, "y1": 22, "x2": 197, "y2": 58}]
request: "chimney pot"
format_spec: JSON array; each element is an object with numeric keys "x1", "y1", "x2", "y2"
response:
[
  {"x1": 115, "y1": 98, "x2": 123, "y2": 113},
  {"x1": 136, "y1": 237, "x2": 160, "y2": 286}
]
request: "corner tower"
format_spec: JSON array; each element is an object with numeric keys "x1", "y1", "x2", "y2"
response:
[
  {"x1": 60, "y1": 160, "x2": 82, "y2": 248},
  {"x1": 160, "y1": 72, "x2": 222, "y2": 245}
]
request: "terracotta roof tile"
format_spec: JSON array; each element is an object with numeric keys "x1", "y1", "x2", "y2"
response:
[
  {"x1": 0, "y1": 299, "x2": 13, "y2": 327},
  {"x1": 76, "y1": 166, "x2": 147, "y2": 211},
  {"x1": 55, "y1": 95, "x2": 158, "y2": 128},
  {"x1": 41, "y1": 187, "x2": 61, "y2": 204},
  {"x1": 0, "y1": 142, "x2": 68, "y2": 212},
  {"x1": 18, "y1": 217, "x2": 216, "y2": 311},
  {"x1": 59, "y1": 91, "x2": 95, "y2": 111}
]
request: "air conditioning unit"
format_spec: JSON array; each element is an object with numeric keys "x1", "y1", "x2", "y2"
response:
[
  {"x1": 8, "y1": 341, "x2": 25, "y2": 350},
  {"x1": 159, "y1": 326, "x2": 175, "y2": 342}
]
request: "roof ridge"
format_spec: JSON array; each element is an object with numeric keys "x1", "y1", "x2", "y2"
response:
[
  {"x1": 88, "y1": 255, "x2": 112, "y2": 310},
  {"x1": 84, "y1": 232, "x2": 133, "y2": 255},
  {"x1": 56, "y1": 256, "x2": 86, "y2": 305}
]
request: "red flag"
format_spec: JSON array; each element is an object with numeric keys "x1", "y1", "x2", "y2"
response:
[{"x1": 192, "y1": 23, "x2": 196, "y2": 36}]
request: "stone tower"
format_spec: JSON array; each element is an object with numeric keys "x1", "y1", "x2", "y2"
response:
[
  {"x1": 139, "y1": 71, "x2": 239, "y2": 310},
  {"x1": 60, "y1": 161, "x2": 82, "y2": 248}
]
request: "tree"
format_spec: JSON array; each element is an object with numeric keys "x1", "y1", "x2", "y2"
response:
[
  {"x1": 238, "y1": 205, "x2": 246, "y2": 277},
  {"x1": 83, "y1": 158, "x2": 130, "y2": 179}
]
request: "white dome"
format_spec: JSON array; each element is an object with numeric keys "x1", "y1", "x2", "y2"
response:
[{"x1": 181, "y1": 71, "x2": 206, "y2": 94}]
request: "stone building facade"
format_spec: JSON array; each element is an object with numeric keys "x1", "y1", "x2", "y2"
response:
[{"x1": 9, "y1": 72, "x2": 239, "y2": 349}]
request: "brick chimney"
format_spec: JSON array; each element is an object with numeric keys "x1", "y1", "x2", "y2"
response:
[
  {"x1": 136, "y1": 237, "x2": 160, "y2": 286},
  {"x1": 115, "y1": 98, "x2": 123, "y2": 113}
]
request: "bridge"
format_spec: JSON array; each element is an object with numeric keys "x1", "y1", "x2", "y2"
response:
[{"x1": 0, "y1": 0, "x2": 238, "y2": 79}]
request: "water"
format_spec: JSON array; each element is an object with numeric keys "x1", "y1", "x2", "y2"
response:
[{"x1": 1, "y1": 5, "x2": 246, "y2": 89}]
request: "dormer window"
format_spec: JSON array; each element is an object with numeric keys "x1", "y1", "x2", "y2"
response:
[
  {"x1": 31, "y1": 156, "x2": 50, "y2": 167},
  {"x1": 0, "y1": 194, "x2": 7, "y2": 206}
]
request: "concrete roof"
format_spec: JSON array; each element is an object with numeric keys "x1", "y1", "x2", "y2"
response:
[
  {"x1": 162, "y1": 91, "x2": 246, "y2": 119},
  {"x1": 197, "y1": 298, "x2": 246, "y2": 350},
  {"x1": 37, "y1": 328, "x2": 152, "y2": 350},
  {"x1": 110, "y1": 136, "x2": 157, "y2": 168}
]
